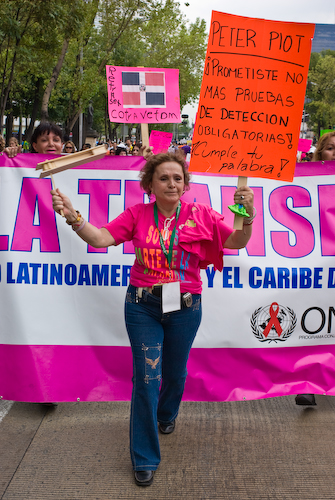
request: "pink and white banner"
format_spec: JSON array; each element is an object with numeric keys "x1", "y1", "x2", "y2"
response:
[{"x1": 1, "y1": 154, "x2": 335, "y2": 402}]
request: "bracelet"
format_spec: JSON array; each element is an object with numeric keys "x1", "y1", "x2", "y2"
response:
[
  {"x1": 243, "y1": 207, "x2": 257, "y2": 225},
  {"x1": 66, "y1": 210, "x2": 81, "y2": 225},
  {"x1": 72, "y1": 218, "x2": 86, "y2": 232}
]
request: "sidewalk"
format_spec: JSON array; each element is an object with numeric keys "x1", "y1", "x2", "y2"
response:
[{"x1": 1, "y1": 396, "x2": 335, "y2": 499}]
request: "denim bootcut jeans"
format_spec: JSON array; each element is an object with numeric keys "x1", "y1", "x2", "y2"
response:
[{"x1": 125, "y1": 284, "x2": 202, "y2": 471}]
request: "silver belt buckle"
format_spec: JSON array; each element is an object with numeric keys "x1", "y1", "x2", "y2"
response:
[{"x1": 182, "y1": 292, "x2": 192, "y2": 308}]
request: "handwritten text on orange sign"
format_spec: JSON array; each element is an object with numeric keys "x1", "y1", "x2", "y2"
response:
[{"x1": 189, "y1": 12, "x2": 315, "y2": 182}]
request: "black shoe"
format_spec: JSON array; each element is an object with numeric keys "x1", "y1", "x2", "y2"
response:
[
  {"x1": 134, "y1": 470, "x2": 154, "y2": 486},
  {"x1": 295, "y1": 394, "x2": 316, "y2": 406},
  {"x1": 158, "y1": 420, "x2": 175, "y2": 434}
]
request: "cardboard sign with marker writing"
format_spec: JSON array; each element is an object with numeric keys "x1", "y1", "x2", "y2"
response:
[
  {"x1": 149, "y1": 130, "x2": 173, "y2": 154},
  {"x1": 189, "y1": 12, "x2": 315, "y2": 182},
  {"x1": 106, "y1": 66, "x2": 181, "y2": 124}
]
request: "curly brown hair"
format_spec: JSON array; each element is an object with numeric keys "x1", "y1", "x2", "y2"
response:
[
  {"x1": 313, "y1": 131, "x2": 335, "y2": 161},
  {"x1": 0, "y1": 135, "x2": 5, "y2": 152},
  {"x1": 139, "y1": 152, "x2": 191, "y2": 194}
]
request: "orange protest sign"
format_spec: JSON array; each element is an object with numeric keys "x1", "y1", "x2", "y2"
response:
[{"x1": 189, "y1": 12, "x2": 315, "y2": 182}]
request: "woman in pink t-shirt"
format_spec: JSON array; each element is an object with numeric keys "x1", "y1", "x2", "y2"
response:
[{"x1": 51, "y1": 152, "x2": 255, "y2": 487}]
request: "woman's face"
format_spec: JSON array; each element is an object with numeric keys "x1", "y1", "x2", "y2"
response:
[
  {"x1": 321, "y1": 136, "x2": 335, "y2": 161},
  {"x1": 9, "y1": 138, "x2": 17, "y2": 147},
  {"x1": 150, "y1": 162, "x2": 185, "y2": 206},
  {"x1": 132, "y1": 146, "x2": 140, "y2": 155},
  {"x1": 64, "y1": 142, "x2": 74, "y2": 153},
  {"x1": 33, "y1": 131, "x2": 63, "y2": 154}
]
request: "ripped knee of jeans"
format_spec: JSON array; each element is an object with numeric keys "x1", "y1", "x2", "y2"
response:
[{"x1": 142, "y1": 343, "x2": 162, "y2": 383}]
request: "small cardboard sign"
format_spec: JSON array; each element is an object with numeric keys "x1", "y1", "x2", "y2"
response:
[
  {"x1": 297, "y1": 138, "x2": 312, "y2": 153},
  {"x1": 149, "y1": 130, "x2": 173, "y2": 154},
  {"x1": 106, "y1": 66, "x2": 181, "y2": 124},
  {"x1": 189, "y1": 12, "x2": 315, "y2": 182}
]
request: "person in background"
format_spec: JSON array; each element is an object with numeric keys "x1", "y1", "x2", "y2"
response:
[
  {"x1": 5, "y1": 121, "x2": 63, "y2": 406},
  {"x1": 22, "y1": 135, "x2": 30, "y2": 153},
  {"x1": 51, "y1": 152, "x2": 255, "y2": 486},
  {"x1": 81, "y1": 143, "x2": 91, "y2": 151},
  {"x1": 115, "y1": 144, "x2": 127, "y2": 156},
  {"x1": 312, "y1": 131, "x2": 335, "y2": 162},
  {"x1": 168, "y1": 140, "x2": 178, "y2": 153},
  {"x1": 30, "y1": 122, "x2": 63, "y2": 154},
  {"x1": 9, "y1": 136, "x2": 19, "y2": 147},
  {"x1": 132, "y1": 142, "x2": 142, "y2": 155},
  {"x1": 0, "y1": 134, "x2": 21, "y2": 157},
  {"x1": 180, "y1": 144, "x2": 191, "y2": 162},
  {"x1": 295, "y1": 130, "x2": 335, "y2": 407},
  {"x1": 63, "y1": 140, "x2": 76, "y2": 153},
  {"x1": 125, "y1": 137, "x2": 133, "y2": 155}
]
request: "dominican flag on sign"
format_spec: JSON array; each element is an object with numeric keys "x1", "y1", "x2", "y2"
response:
[{"x1": 122, "y1": 71, "x2": 166, "y2": 108}]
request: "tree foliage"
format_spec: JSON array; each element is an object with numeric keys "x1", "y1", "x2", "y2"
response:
[
  {"x1": 306, "y1": 50, "x2": 335, "y2": 137},
  {"x1": 0, "y1": 0, "x2": 207, "y2": 143}
]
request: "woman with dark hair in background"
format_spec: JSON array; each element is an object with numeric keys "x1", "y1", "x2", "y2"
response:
[{"x1": 30, "y1": 122, "x2": 63, "y2": 154}]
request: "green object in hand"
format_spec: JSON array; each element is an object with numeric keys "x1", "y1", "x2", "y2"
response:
[{"x1": 228, "y1": 203, "x2": 249, "y2": 217}]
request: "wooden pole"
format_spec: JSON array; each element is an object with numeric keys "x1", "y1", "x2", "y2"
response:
[
  {"x1": 233, "y1": 176, "x2": 248, "y2": 230},
  {"x1": 50, "y1": 173, "x2": 64, "y2": 217},
  {"x1": 141, "y1": 123, "x2": 149, "y2": 151}
]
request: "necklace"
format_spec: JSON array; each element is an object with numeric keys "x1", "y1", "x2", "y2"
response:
[
  {"x1": 154, "y1": 201, "x2": 181, "y2": 280},
  {"x1": 162, "y1": 216, "x2": 175, "y2": 242}
]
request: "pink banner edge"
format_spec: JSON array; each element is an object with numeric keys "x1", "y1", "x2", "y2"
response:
[{"x1": 1, "y1": 344, "x2": 334, "y2": 403}]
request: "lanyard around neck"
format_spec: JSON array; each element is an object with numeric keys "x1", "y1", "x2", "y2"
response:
[{"x1": 154, "y1": 201, "x2": 181, "y2": 269}]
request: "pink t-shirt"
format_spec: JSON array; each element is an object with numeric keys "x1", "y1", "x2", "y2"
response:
[{"x1": 104, "y1": 201, "x2": 233, "y2": 294}]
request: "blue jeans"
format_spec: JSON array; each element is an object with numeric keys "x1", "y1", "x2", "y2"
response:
[{"x1": 125, "y1": 284, "x2": 202, "y2": 471}]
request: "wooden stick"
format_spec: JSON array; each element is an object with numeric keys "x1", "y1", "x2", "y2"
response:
[
  {"x1": 233, "y1": 176, "x2": 248, "y2": 230},
  {"x1": 138, "y1": 66, "x2": 150, "y2": 152},
  {"x1": 50, "y1": 173, "x2": 64, "y2": 217},
  {"x1": 36, "y1": 144, "x2": 107, "y2": 177},
  {"x1": 141, "y1": 123, "x2": 150, "y2": 151}
]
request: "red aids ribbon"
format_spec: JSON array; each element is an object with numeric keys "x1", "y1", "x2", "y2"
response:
[{"x1": 263, "y1": 302, "x2": 283, "y2": 337}]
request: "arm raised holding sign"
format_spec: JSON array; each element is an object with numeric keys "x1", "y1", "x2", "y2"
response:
[
  {"x1": 224, "y1": 184, "x2": 255, "y2": 249},
  {"x1": 51, "y1": 151, "x2": 255, "y2": 487}
]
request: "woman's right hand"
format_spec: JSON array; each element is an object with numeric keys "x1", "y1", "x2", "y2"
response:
[{"x1": 51, "y1": 188, "x2": 77, "y2": 222}]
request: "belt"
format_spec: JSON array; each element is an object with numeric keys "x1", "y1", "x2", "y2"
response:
[
  {"x1": 137, "y1": 285, "x2": 193, "y2": 308},
  {"x1": 137, "y1": 285, "x2": 163, "y2": 298}
]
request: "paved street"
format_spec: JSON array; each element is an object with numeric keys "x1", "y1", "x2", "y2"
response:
[{"x1": 1, "y1": 396, "x2": 335, "y2": 499}]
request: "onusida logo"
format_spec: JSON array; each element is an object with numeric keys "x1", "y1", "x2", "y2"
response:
[{"x1": 251, "y1": 302, "x2": 297, "y2": 343}]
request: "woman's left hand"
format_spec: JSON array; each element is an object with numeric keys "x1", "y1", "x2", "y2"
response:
[
  {"x1": 234, "y1": 186, "x2": 254, "y2": 217},
  {"x1": 223, "y1": 186, "x2": 255, "y2": 249}
]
